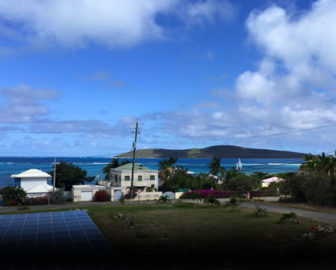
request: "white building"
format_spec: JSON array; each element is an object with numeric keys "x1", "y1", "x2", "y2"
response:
[
  {"x1": 72, "y1": 185, "x2": 106, "y2": 202},
  {"x1": 72, "y1": 163, "x2": 160, "y2": 202},
  {"x1": 109, "y1": 163, "x2": 159, "y2": 193},
  {"x1": 262, "y1": 176, "x2": 285, "y2": 188},
  {"x1": 11, "y1": 169, "x2": 54, "y2": 197}
]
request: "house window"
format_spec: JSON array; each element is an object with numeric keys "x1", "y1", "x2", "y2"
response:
[
  {"x1": 150, "y1": 175, "x2": 155, "y2": 180},
  {"x1": 138, "y1": 175, "x2": 142, "y2": 181},
  {"x1": 14, "y1": 178, "x2": 21, "y2": 187},
  {"x1": 125, "y1": 175, "x2": 130, "y2": 181}
]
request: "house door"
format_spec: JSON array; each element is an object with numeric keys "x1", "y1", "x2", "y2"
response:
[{"x1": 81, "y1": 191, "x2": 93, "y2": 201}]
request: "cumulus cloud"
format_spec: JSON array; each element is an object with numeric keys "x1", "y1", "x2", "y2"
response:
[
  {"x1": 140, "y1": 1, "x2": 336, "y2": 152},
  {"x1": 235, "y1": 0, "x2": 336, "y2": 130},
  {"x1": 0, "y1": 0, "x2": 235, "y2": 49},
  {"x1": 184, "y1": 0, "x2": 236, "y2": 24}
]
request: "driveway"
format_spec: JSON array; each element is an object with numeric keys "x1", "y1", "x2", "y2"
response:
[{"x1": 242, "y1": 202, "x2": 336, "y2": 225}]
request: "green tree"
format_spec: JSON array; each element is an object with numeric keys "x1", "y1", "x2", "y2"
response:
[
  {"x1": 226, "y1": 168, "x2": 239, "y2": 180},
  {"x1": 208, "y1": 157, "x2": 225, "y2": 178},
  {"x1": 0, "y1": 186, "x2": 26, "y2": 206},
  {"x1": 159, "y1": 157, "x2": 178, "y2": 184},
  {"x1": 49, "y1": 161, "x2": 91, "y2": 191},
  {"x1": 224, "y1": 173, "x2": 261, "y2": 192},
  {"x1": 103, "y1": 158, "x2": 130, "y2": 180},
  {"x1": 251, "y1": 172, "x2": 269, "y2": 181}
]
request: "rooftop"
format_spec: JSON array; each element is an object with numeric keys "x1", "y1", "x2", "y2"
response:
[
  {"x1": 11, "y1": 169, "x2": 51, "y2": 179},
  {"x1": 114, "y1": 163, "x2": 155, "y2": 172}
]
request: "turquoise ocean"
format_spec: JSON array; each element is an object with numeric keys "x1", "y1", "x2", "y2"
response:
[{"x1": 0, "y1": 157, "x2": 303, "y2": 188}]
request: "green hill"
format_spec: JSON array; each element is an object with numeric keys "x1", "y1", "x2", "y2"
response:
[{"x1": 118, "y1": 145, "x2": 305, "y2": 159}]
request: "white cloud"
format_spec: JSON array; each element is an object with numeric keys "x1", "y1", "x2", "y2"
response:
[
  {"x1": 185, "y1": 0, "x2": 236, "y2": 24},
  {"x1": 138, "y1": 1, "x2": 336, "y2": 152},
  {"x1": 0, "y1": 85, "x2": 59, "y2": 123},
  {"x1": 234, "y1": 0, "x2": 336, "y2": 133},
  {"x1": 0, "y1": 0, "x2": 235, "y2": 49}
]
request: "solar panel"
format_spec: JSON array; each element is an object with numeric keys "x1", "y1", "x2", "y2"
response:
[{"x1": 0, "y1": 210, "x2": 123, "y2": 269}]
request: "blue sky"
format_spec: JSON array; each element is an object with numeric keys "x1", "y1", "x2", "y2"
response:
[{"x1": 0, "y1": 0, "x2": 335, "y2": 156}]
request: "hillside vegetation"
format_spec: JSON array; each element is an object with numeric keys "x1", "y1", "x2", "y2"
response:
[{"x1": 118, "y1": 145, "x2": 305, "y2": 158}]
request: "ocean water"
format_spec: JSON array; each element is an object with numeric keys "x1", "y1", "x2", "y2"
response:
[{"x1": 0, "y1": 157, "x2": 303, "y2": 188}]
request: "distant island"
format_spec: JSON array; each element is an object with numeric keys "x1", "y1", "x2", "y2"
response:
[{"x1": 118, "y1": 145, "x2": 305, "y2": 159}]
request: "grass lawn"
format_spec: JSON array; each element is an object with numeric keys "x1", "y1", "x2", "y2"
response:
[
  {"x1": 87, "y1": 203, "x2": 335, "y2": 269},
  {"x1": 1, "y1": 202, "x2": 335, "y2": 269}
]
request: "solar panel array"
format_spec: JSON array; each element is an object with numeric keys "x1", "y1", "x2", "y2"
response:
[{"x1": 0, "y1": 210, "x2": 123, "y2": 270}]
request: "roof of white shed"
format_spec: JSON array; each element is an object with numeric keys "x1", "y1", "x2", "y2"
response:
[{"x1": 11, "y1": 169, "x2": 51, "y2": 178}]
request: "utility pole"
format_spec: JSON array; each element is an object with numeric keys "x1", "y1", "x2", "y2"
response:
[
  {"x1": 53, "y1": 157, "x2": 56, "y2": 193},
  {"x1": 130, "y1": 121, "x2": 139, "y2": 200}
]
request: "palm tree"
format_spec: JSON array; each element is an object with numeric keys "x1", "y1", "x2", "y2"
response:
[
  {"x1": 208, "y1": 157, "x2": 226, "y2": 178},
  {"x1": 325, "y1": 154, "x2": 336, "y2": 177},
  {"x1": 159, "y1": 157, "x2": 178, "y2": 182},
  {"x1": 103, "y1": 158, "x2": 130, "y2": 180}
]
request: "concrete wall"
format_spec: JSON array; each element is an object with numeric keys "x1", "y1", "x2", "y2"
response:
[
  {"x1": 20, "y1": 178, "x2": 49, "y2": 192},
  {"x1": 252, "y1": 196, "x2": 280, "y2": 202},
  {"x1": 134, "y1": 191, "x2": 162, "y2": 201},
  {"x1": 72, "y1": 185, "x2": 106, "y2": 202},
  {"x1": 175, "y1": 192, "x2": 184, "y2": 200}
]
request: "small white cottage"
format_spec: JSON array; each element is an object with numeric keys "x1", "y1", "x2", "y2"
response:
[{"x1": 11, "y1": 169, "x2": 53, "y2": 197}]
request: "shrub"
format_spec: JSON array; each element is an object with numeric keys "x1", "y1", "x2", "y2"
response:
[
  {"x1": 158, "y1": 195, "x2": 169, "y2": 202},
  {"x1": 280, "y1": 212, "x2": 297, "y2": 222},
  {"x1": 250, "y1": 190, "x2": 279, "y2": 198},
  {"x1": 181, "y1": 190, "x2": 236, "y2": 199},
  {"x1": 192, "y1": 192, "x2": 201, "y2": 201},
  {"x1": 25, "y1": 196, "x2": 49, "y2": 205},
  {"x1": 0, "y1": 186, "x2": 26, "y2": 206},
  {"x1": 280, "y1": 173, "x2": 336, "y2": 206},
  {"x1": 204, "y1": 194, "x2": 220, "y2": 205},
  {"x1": 226, "y1": 196, "x2": 239, "y2": 209},
  {"x1": 93, "y1": 190, "x2": 111, "y2": 201},
  {"x1": 49, "y1": 189, "x2": 66, "y2": 204},
  {"x1": 252, "y1": 206, "x2": 268, "y2": 217}
]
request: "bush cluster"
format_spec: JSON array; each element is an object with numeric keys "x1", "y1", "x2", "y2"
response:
[
  {"x1": 280, "y1": 173, "x2": 336, "y2": 206},
  {"x1": 49, "y1": 189, "x2": 66, "y2": 204},
  {"x1": 25, "y1": 196, "x2": 49, "y2": 205},
  {"x1": 181, "y1": 190, "x2": 237, "y2": 199},
  {"x1": 250, "y1": 190, "x2": 279, "y2": 197},
  {"x1": 93, "y1": 190, "x2": 111, "y2": 201},
  {"x1": 204, "y1": 194, "x2": 220, "y2": 205},
  {"x1": 0, "y1": 186, "x2": 26, "y2": 206}
]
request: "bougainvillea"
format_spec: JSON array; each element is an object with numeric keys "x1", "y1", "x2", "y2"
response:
[{"x1": 93, "y1": 190, "x2": 111, "y2": 201}]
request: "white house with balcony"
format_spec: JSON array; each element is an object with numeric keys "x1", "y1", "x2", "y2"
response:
[
  {"x1": 11, "y1": 169, "x2": 54, "y2": 197},
  {"x1": 109, "y1": 163, "x2": 159, "y2": 196}
]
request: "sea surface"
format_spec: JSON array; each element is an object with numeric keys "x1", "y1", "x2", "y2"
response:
[{"x1": 0, "y1": 157, "x2": 303, "y2": 188}]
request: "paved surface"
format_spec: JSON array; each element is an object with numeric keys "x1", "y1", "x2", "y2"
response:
[{"x1": 242, "y1": 202, "x2": 336, "y2": 225}]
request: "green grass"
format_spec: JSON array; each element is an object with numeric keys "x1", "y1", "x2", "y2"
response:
[
  {"x1": 87, "y1": 203, "x2": 335, "y2": 269},
  {"x1": 2, "y1": 203, "x2": 335, "y2": 269}
]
